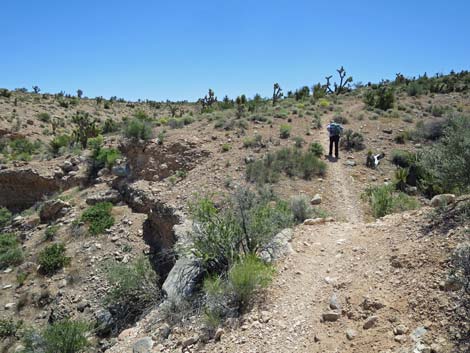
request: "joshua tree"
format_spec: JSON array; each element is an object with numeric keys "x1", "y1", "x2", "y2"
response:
[
  {"x1": 167, "y1": 102, "x2": 178, "y2": 117},
  {"x1": 324, "y1": 67, "x2": 353, "y2": 95},
  {"x1": 71, "y1": 112, "x2": 99, "y2": 148},
  {"x1": 198, "y1": 89, "x2": 217, "y2": 110},
  {"x1": 272, "y1": 83, "x2": 283, "y2": 105},
  {"x1": 236, "y1": 95, "x2": 247, "y2": 119},
  {"x1": 77, "y1": 89, "x2": 83, "y2": 98},
  {"x1": 32, "y1": 86, "x2": 40, "y2": 94}
]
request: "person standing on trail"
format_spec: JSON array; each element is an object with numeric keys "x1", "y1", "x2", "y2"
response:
[{"x1": 327, "y1": 121, "x2": 343, "y2": 159}]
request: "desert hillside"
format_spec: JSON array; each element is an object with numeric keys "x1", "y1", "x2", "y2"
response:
[{"x1": 0, "y1": 71, "x2": 469, "y2": 353}]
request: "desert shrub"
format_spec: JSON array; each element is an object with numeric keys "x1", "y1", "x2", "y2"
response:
[
  {"x1": 123, "y1": 118, "x2": 153, "y2": 140},
  {"x1": 49, "y1": 134, "x2": 71, "y2": 156},
  {"x1": 394, "y1": 168, "x2": 409, "y2": 192},
  {"x1": 394, "y1": 131, "x2": 410, "y2": 144},
  {"x1": 312, "y1": 114, "x2": 322, "y2": 129},
  {"x1": 406, "y1": 82, "x2": 424, "y2": 96},
  {"x1": 290, "y1": 195, "x2": 312, "y2": 222},
  {"x1": 0, "y1": 207, "x2": 12, "y2": 229},
  {"x1": 292, "y1": 136, "x2": 304, "y2": 148},
  {"x1": 37, "y1": 112, "x2": 51, "y2": 123},
  {"x1": 246, "y1": 147, "x2": 326, "y2": 184},
  {"x1": 333, "y1": 115, "x2": 348, "y2": 124},
  {"x1": 309, "y1": 142, "x2": 324, "y2": 157},
  {"x1": 8, "y1": 138, "x2": 41, "y2": 161},
  {"x1": 391, "y1": 150, "x2": 415, "y2": 168},
  {"x1": 95, "y1": 147, "x2": 121, "y2": 169},
  {"x1": 452, "y1": 242, "x2": 470, "y2": 294},
  {"x1": 168, "y1": 118, "x2": 184, "y2": 129},
  {"x1": 45, "y1": 225, "x2": 59, "y2": 241},
  {"x1": 363, "y1": 86, "x2": 395, "y2": 110},
  {"x1": 22, "y1": 320, "x2": 89, "y2": 353},
  {"x1": 243, "y1": 134, "x2": 262, "y2": 148},
  {"x1": 0, "y1": 233, "x2": 23, "y2": 269},
  {"x1": 80, "y1": 202, "x2": 114, "y2": 235},
  {"x1": 341, "y1": 129, "x2": 365, "y2": 151},
  {"x1": 104, "y1": 255, "x2": 159, "y2": 308},
  {"x1": 419, "y1": 115, "x2": 470, "y2": 193},
  {"x1": 71, "y1": 112, "x2": 99, "y2": 148},
  {"x1": 363, "y1": 184, "x2": 419, "y2": 218},
  {"x1": 228, "y1": 254, "x2": 273, "y2": 307},
  {"x1": 221, "y1": 143, "x2": 231, "y2": 152},
  {"x1": 102, "y1": 118, "x2": 120, "y2": 134},
  {"x1": 0, "y1": 318, "x2": 20, "y2": 338},
  {"x1": 279, "y1": 124, "x2": 292, "y2": 139},
  {"x1": 188, "y1": 188, "x2": 293, "y2": 273},
  {"x1": 0, "y1": 88, "x2": 12, "y2": 98},
  {"x1": 38, "y1": 243, "x2": 70, "y2": 275},
  {"x1": 318, "y1": 98, "x2": 329, "y2": 107}
]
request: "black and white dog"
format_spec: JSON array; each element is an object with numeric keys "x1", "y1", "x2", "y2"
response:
[{"x1": 366, "y1": 152, "x2": 385, "y2": 169}]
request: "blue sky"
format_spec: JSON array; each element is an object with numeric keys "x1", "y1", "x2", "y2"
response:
[{"x1": 1, "y1": 1, "x2": 469, "y2": 101}]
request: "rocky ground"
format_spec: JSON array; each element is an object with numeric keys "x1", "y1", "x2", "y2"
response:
[{"x1": 0, "y1": 84, "x2": 469, "y2": 352}]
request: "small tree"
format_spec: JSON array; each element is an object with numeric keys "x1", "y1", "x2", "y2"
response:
[
  {"x1": 71, "y1": 112, "x2": 99, "y2": 148},
  {"x1": 76, "y1": 89, "x2": 83, "y2": 98},
  {"x1": 324, "y1": 66, "x2": 353, "y2": 95},
  {"x1": 32, "y1": 86, "x2": 40, "y2": 94},
  {"x1": 272, "y1": 83, "x2": 283, "y2": 105},
  {"x1": 198, "y1": 89, "x2": 217, "y2": 111}
]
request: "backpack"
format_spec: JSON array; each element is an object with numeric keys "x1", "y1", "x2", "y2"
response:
[{"x1": 329, "y1": 123, "x2": 342, "y2": 136}]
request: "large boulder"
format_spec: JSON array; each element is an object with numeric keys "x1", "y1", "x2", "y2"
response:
[
  {"x1": 260, "y1": 228, "x2": 294, "y2": 263},
  {"x1": 86, "y1": 189, "x2": 121, "y2": 205},
  {"x1": 39, "y1": 199, "x2": 71, "y2": 223},
  {"x1": 430, "y1": 194, "x2": 456, "y2": 207},
  {"x1": 161, "y1": 258, "x2": 203, "y2": 303}
]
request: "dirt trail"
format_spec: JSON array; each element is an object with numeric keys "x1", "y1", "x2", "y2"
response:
[
  {"x1": 204, "y1": 129, "x2": 435, "y2": 353},
  {"x1": 319, "y1": 125, "x2": 364, "y2": 223}
]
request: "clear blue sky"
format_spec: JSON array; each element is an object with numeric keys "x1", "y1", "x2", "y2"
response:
[{"x1": 1, "y1": 0, "x2": 469, "y2": 101}]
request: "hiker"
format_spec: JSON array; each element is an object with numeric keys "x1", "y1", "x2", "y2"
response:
[{"x1": 326, "y1": 121, "x2": 343, "y2": 158}]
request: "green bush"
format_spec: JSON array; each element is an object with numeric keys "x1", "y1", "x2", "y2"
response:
[
  {"x1": 228, "y1": 254, "x2": 273, "y2": 307},
  {"x1": 123, "y1": 118, "x2": 153, "y2": 140},
  {"x1": 105, "y1": 255, "x2": 158, "y2": 305},
  {"x1": 8, "y1": 138, "x2": 41, "y2": 161},
  {"x1": 50, "y1": 135, "x2": 71, "y2": 156},
  {"x1": 406, "y1": 82, "x2": 424, "y2": 97},
  {"x1": 341, "y1": 129, "x2": 365, "y2": 151},
  {"x1": 189, "y1": 189, "x2": 293, "y2": 273},
  {"x1": 309, "y1": 142, "x2": 324, "y2": 157},
  {"x1": 363, "y1": 184, "x2": 419, "y2": 218},
  {"x1": 292, "y1": 136, "x2": 304, "y2": 148},
  {"x1": 0, "y1": 207, "x2": 12, "y2": 229},
  {"x1": 363, "y1": 86, "x2": 395, "y2": 110},
  {"x1": 102, "y1": 118, "x2": 120, "y2": 134},
  {"x1": 0, "y1": 318, "x2": 21, "y2": 338},
  {"x1": 279, "y1": 124, "x2": 292, "y2": 139},
  {"x1": 246, "y1": 147, "x2": 326, "y2": 185},
  {"x1": 333, "y1": 115, "x2": 349, "y2": 124},
  {"x1": 45, "y1": 225, "x2": 59, "y2": 241},
  {"x1": 0, "y1": 233, "x2": 23, "y2": 269},
  {"x1": 394, "y1": 131, "x2": 410, "y2": 144},
  {"x1": 80, "y1": 202, "x2": 114, "y2": 235},
  {"x1": 37, "y1": 112, "x2": 51, "y2": 123},
  {"x1": 38, "y1": 243, "x2": 70, "y2": 275},
  {"x1": 221, "y1": 143, "x2": 231, "y2": 152},
  {"x1": 391, "y1": 150, "x2": 415, "y2": 168},
  {"x1": 419, "y1": 115, "x2": 470, "y2": 194},
  {"x1": 290, "y1": 195, "x2": 312, "y2": 222},
  {"x1": 95, "y1": 147, "x2": 121, "y2": 169},
  {"x1": 22, "y1": 320, "x2": 89, "y2": 353}
]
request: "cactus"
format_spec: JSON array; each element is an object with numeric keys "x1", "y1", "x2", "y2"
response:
[{"x1": 272, "y1": 83, "x2": 283, "y2": 105}]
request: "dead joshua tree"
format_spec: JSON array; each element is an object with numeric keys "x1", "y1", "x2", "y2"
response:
[
  {"x1": 167, "y1": 102, "x2": 178, "y2": 117},
  {"x1": 325, "y1": 66, "x2": 353, "y2": 95},
  {"x1": 272, "y1": 83, "x2": 283, "y2": 105}
]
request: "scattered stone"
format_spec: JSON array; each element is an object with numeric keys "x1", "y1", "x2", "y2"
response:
[
  {"x1": 394, "y1": 335, "x2": 407, "y2": 343},
  {"x1": 310, "y1": 194, "x2": 322, "y2": 205},
  {"x1": 259, "y1": 228, "x2": 293, "y2": 263},
  {"x1": 411, "y1": 326, "x2": 427, "y2": 342},
  {"x1": 394, "y1": 324, "x2": 409, "y2": 335},
  {"x1": 346, "y1": 160, "x2": 356, "y2": 167},
  {"x1": 182, "y1": 336, "x2": 198, "y2": 348},
  {"x1": 158, "y1": 323, "x2": 171, "y2": 339},
  {"x1": 322, "y1": 311, "x2": 340, "y2": 322},
  {"x1": 363, "y1": 316, "x2": 378, "y2": 329},
  {"x1": 346, "y1": 328, "x2": 357, "y2": 340},
  {"x1": 161, "y1": 258, "x2": 203, "y2": 304},
  {"x1": 329, "y1": 293, "x2": 340, "y2": 310},
  {"x1": 303, "y1": 218, "x2": 326, "y2": 225},
  {"x1": 382, "y1": 128, "x2": 393, "y2": 134},
  {"x1": 2, "y1": 284, "x2": 13, "y2": 290},
  {"x1": 39, "y1": 199, "x2": 70, "y2": 223},
  {"x1": 430, "y1": 194, "x2": 455, "y2": 207},
  {"x1": 5, "y1": 302, "x2": 15, "y2": 310},
  {"x1": 132, "y1": 337, "x2": 154, "y2": 353},
  {"x1": 214, "y1": 328, "x2": 224, "y2": 341}
]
